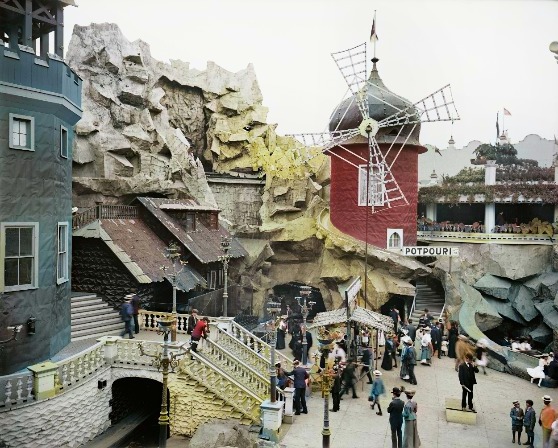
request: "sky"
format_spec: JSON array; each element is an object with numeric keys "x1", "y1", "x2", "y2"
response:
[{"x1": 63, "y1": 0, "x2": 558, "y2": 149}]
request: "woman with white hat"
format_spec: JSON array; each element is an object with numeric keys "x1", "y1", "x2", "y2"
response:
[
  {"x1": 527, "y1": 353, "x2": 549, "y2": 387},
  {"x1": 402, "y1": 389, "x2": 421, "y2": 448}
]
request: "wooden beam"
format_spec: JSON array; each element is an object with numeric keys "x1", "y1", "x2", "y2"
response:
[
  {"x1": 54, "y1": 0, "x2": 63, "y2": 57},
  {"x1": 23, "y1": 0, "x2": 32, "y2": 47},
  {"x1": 0, "y1": 1, "x2": 26, "y2": 16}
]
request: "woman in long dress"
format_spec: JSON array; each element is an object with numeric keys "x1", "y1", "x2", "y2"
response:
[
  {"x1": 381, "y1": 336, "x2": 394, "y2": 371},
  {"x1": 448, "y1": 322, "x2": 458, "y2": 359},
  {"x1": 400, "y1": 336, "x2": 410, "y2": 380},
  {"x1": 527, "y1": 354, "x2": 549, "y2": 387},
  {"x1": 402, "y1": 389, "x2": 421, "y2": 448},
  {"x1": 275, "y1": 318, "x2": 286, "y2": 350}
]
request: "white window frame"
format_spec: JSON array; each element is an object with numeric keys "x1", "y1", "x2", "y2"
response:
[
  {"x1": 60, "y1": 126, "x2": 68, "y2": 159},
  {"x1": 57, "y1": 222, "x2": 69, "y2": 284},
  {"x1": 9, "y1": 113, "x2": 35, "y2": 151},
  {"x1": 387, "y1": 229, "x2": 403, "y2": 250},
  {"x1": 208, "y1": 270, "x2": 217, "y2": 290},
  {"x1": 358, "y1": 164, "x2": 385, "y2": 206},
  {"x1": 0, "y1": 222, "x2": 39, "y2": 292}
]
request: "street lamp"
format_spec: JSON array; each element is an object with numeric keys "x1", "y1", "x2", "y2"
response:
[
  {"x1": 313, "y1": 333, "x2": 336, "y2": 448},
  {"x1": 161, "y1": 242, "x2": 185, "y2": 343},
  {"x1": 266, "y1": 299, "x2": 282, "y2": 403},
  {"x1": 298, "y1": 285, "x2": 315, "y2": 365},
  {"x1": 139, "y1": 315, "x2": 181, "y2": 448},
  {"x1": 218, "y1": 236, "x2": 232, "y2": 317}
]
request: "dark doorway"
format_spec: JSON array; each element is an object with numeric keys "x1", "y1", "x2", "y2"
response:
[
  {"x1": 436, "y1": 203, "x2": 485, "y2": 224},
  {"x1": 272, "y1": 282, "x2": 326, "y2": 321},
  {"x1": 495, "y1": 204, "x2": 554, "y2": 226}
]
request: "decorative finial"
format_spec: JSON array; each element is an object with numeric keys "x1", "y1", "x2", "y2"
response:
[{"x1": 370, "y1": 11, "x2": 378, "y2": 60}]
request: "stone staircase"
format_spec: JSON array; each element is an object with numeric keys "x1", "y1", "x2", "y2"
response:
[
  {"x1": 410, "y1": 279, "x2": 445, "y2": 323},
  {"x1": 71, "y1": 293, "x2": 123, "y2": 341}
]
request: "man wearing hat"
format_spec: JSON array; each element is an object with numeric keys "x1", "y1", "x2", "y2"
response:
[
  {"x1": 510, "y1": 400, "x2": 525, "y2": 444},
  {"x1": 387, "y1": 386, "x2": 405, "y2": 448},
  {"x1": 403, "y1": 337, "x2": 418, "y2": 386},
  {"x1": 539, "y1": 395, "x2": 557, "y2": 448},
  {"x1": 458, "y1": 353, "x2": 478, "y2": 412},
  {"x1": 119, "y1": 295, "x2": 134, "y2": 339},
  {"x1": 285, "y1": 360, "x2": 309, "y2": 415}
]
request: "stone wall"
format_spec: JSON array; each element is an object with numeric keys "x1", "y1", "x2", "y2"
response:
[{"x1": 0, "y1": 367, "x2": 111, "y2": 448}]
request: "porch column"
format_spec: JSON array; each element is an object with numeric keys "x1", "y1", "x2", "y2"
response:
[{"x1": 484, "y1": 160, "x2": 497, "y2": 233}]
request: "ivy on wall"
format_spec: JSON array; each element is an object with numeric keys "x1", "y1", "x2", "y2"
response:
[
  {"x1": 442, "y1": 166, "x2": 554, "y2": 184},
  {"x1": 419, "y1": 182, "x2": 558, "y2": 204}
]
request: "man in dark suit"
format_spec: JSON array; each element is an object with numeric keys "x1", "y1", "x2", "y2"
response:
[
  {"x1": 458, "y1": 353, "x2": 479, "y2": 412},
  {"x1": 285, "y1": 360, "x2": 309, "y2": 415},
  {"x1": 387, "y1": 387, "x2": 405, "y2": 448},
  {"x1": 406, "y1": 319, "x2": 417, "y2": 342},
  {"x1": 431, "y1": 323, "x2": 442, "y2": 359}
]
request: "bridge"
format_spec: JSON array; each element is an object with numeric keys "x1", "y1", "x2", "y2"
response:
[{"x1": 0, "y1": 313, "x2": 295, "y2": 447}]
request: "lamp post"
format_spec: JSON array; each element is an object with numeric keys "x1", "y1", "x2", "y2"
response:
[
  {"x1": 298, "y1": 285, "x2": 314, "y2": 365},
  {"x1": 161, "y1": 242, "x2": 184, "y2": 343},
  {"x1": 218, "y1": 236, "x2": 232, "y2": 317},
  {"x1": 266, "y1": 299, "x2": 282, "y2": 403},
  {"x1": 313, "y1": 345, "x2": 336, "y2": 448},
  {"x1": 139, "y1": 315, "x2": 180, "y2": 448}
]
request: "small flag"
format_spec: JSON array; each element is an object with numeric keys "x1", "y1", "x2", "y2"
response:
[
  {"x1": 503, "y1": 108, "x2": 512, "y2": 116},
  {"x1": 370, "y1": 17, "x2": 378, "y2": 42},
  {"x1": 496, "y1": 112, "x2": 500, "y2": 139}
]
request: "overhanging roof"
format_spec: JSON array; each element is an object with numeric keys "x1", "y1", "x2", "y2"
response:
[{"x1": 309, "y1": 306, "x2": 394, "y2": 332}]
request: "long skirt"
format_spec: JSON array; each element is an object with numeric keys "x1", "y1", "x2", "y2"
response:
[
  {"x1": 276, "y1": 329, "x2": 286, "y2": 350},
  {"x1": 420, "y1": 346, "x2": 431, "y2": 361},
  {"x1": 414, "y1": 340, "x2": 422, "y2": 361},
  {"x1": 403, "y1": 419, "x2": 421, "y2": 448}
]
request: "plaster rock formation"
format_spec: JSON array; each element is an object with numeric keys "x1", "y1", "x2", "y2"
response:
[{"x1": 67, "y1": 23, "x2": 429, "y2": 313}]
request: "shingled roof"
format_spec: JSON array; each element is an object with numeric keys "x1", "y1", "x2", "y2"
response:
[
  {"x1": 136, "y1": 197, "x2": 247, "y2": 264},
  {"x1": 74, "y1": 219, "x2": 205, "y2": 292}
]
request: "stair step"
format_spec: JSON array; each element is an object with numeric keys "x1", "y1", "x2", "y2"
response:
[
  {"x1": 71, "y1": 307, "x2": 120, "y2": 320},
  {"x1": 72, "y1": 313, "x2": 121, "y2": 326},
  {"x1": 71, "y1": 298, "x2": 109, "y2": 309},
  {"x1": 71, "y1": 294, "x2": 99, "y2": 302},
  {"x1": 71, "y1": 323, "x2": 124, "y2": 339},
  {"x1": 71, "y1": 329, "x2": 122, "y2": 342},
  {"x1": 72, "y1": 317, "x2": 123, "y2": 331},
  {"x1": 71, "y1": 302, "x2": 116, "y2": 314}
]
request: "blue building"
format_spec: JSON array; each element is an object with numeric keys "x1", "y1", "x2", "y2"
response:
[{"x1": 0, "y1": 0, "x2": 82, "y2": 375}]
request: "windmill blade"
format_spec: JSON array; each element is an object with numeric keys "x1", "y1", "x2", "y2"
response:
[
  {"x1": 378, "y1": 84, "x2": 460, "y2": 128},
  {"x1": 331, "y1": 42, "x2": 369, "y2": 119},
  {"x1": 362, "y1": 136, "x2": 408, "y2": 213},
  {"x1": 288, "y1": 128, "x2": 361, "y2": 154}
]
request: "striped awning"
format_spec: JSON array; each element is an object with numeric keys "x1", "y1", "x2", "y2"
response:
[{"x1": 309, "y1": 306, "x2": 393, "y2": 332}]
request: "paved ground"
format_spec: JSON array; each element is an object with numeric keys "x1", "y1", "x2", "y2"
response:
[{"x1": 279, "y1": 355, "x2": 558, "y2": 448}]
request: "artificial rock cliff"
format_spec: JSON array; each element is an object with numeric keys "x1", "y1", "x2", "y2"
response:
[{"x1": 67, "y1": 23, "x2": 428, "y2": 313}]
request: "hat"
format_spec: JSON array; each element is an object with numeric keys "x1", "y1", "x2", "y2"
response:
[
  {"x1": 402, "y1": 336, "x2": 412, "y2": 344},
  {"x1": 458, "y1": 334, "x2": 468, "y2": 341},
  {"x1": 391, "y1": 387, "x2": 401, "y2": 395},
  {"x1": 423, "y1": 327, "x2": 431, "y2": 332},
  {"x1": 191, "y1": 309, "x2": 198, "y2": 314},
  {"x1": 543, "y1": 395, "x2": 553, "y2": 402},
  {"x1": 293, "y1": 360, "x2": 300, "y2": 366},
  {"x1": 541, "y1": 353, "x2": 550, "y2": 358},
  {"x1": 125, "y1": 293, "x2": 134, "y2": 299},
  {"x1": 513, "y1": 400, "x2": 520, "y2": 405},
  {"x1": 373, "y1": 370, "x2": 382, "y2": 376},
  {"x1": 405, "y1": 390, "x2": 416, "y2": 397},
  {"x1": 438, "y1": 318, "x2": 444, "y2": 323}
]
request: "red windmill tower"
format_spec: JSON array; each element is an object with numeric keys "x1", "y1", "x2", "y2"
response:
[{"x1": 294, "y1": 20, "x2": 459, "y2": 250}]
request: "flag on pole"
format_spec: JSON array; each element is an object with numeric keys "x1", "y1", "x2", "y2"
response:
[
  {"x1": 503, "y1": 108, "x2": 512, "y2": 116},
  {"x1": 370, "y1": 15, "x2": 378, "y2": 42},
  {"x1": 496, "y1": 112, "x2": 500, "y2": 139}
]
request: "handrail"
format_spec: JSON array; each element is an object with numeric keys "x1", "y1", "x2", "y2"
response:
[
  {"x1": 72, "y1": 205, "x2": 139, "y2": 231},
  {"x1": 55, "y1": 341, "x2": 106, "y2": 391},
  {"x1": 0, "y1": 370, "x2": 34, "y2": 410},
  {"x1": 417, "y1": 230, "x2": 554, "y2": 245},
  {"x1": 409, "y1": 289, "x2": 417, "y2": 321},
  {"x1": 229, "y1": 320, "x2": 294, "y2": 370}
]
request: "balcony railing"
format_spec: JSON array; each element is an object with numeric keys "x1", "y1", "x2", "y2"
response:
[
  {"x1": 72, "y1": 205, "x2": 140, "y2": 230},
  {"x1": 417, "y1": 230, "x2": 554, "y2": 245}
]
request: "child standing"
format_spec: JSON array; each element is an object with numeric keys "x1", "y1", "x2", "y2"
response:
[
  {"x1": 510, "y1": 400, "x2": 525, "y2": 444},
  {"x1": 523, "y1": 399, "x2": 536, "y2": 448},
  {"x1": 369, "y1": 370, "x2": 386, "y2": 416}
]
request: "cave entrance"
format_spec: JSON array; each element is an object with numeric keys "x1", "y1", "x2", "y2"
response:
[
  {"x1": 105, "y1": 377, "x2": 168, "y2": 447},
  {"x1": 272, "y1": 282, "x2": 325, "y2": 321}
]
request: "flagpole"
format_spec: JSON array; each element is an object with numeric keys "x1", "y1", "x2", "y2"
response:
[{"x1": 502, "y1": 108, "x2": 505, "y2": 137}]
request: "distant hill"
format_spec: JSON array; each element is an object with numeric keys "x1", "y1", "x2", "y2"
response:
[{"x1": 419, "y1": 134, "x2": 556, "y2": 184}]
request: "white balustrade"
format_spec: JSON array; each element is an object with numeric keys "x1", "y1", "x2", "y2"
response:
[
  {"x1": 56, "y1": 341, "x2": 106, "y2": 390},
  {"x1": 0, "y1": 371, "x2": 35, "y2": 409}
]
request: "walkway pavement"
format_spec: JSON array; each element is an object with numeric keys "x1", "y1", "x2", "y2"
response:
[{"x1": 279, "y1": 356, "x2": 558, "y2": 448}]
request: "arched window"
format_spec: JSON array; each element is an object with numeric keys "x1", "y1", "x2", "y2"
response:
[{"x1": 387, "y1": 229, "x2": 403, "y2": 250}]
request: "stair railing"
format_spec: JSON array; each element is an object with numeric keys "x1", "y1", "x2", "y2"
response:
[
  {"x1": 409, "y1": 288, "x2": 417, "y2": 321},
  {"x1": 229, "y1": 320, "x2": 294, "y2": 371}
]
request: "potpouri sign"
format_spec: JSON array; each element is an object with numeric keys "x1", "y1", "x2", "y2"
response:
[{"x1": 401, "y1": 246, "x2": 459, "y2": 257}]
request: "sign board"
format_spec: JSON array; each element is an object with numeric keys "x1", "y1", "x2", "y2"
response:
[
  {"x1": 402, "y1": 246, "x2": 460, "y2": 257},
  {"x1": 345, "y1": 277, "x2": 361, "y2": 307}
]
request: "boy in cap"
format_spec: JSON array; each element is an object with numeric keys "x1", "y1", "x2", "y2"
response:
[
  {"x1": 119, "y1": 294, "x2": 134, "y2": 339},
  {"x1": 539, "y1": 395, "x2": 557, "y2": 448},
  {"x1": 523, "y1": 399, "x2": 536, "y2": 448},
  {"x1": 510, "y1": 400, "x2": 524, "y2": 444},
  {"x1": 369, "y1": 370, "x2": 386, "y2": 416},
  {"x1": 387, "y1": 386, "x2": 405, "y2": 448}
]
